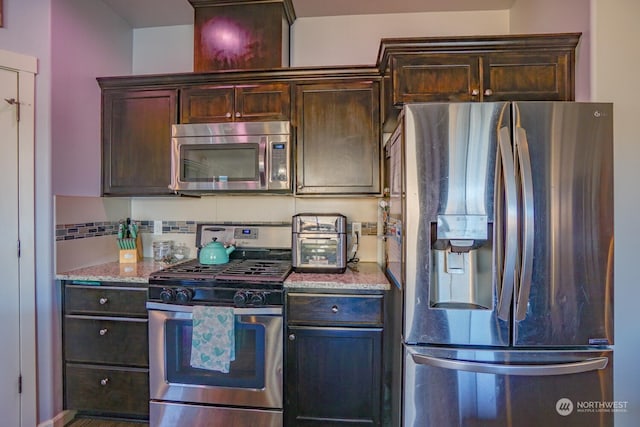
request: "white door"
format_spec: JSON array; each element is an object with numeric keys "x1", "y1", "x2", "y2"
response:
[{"x1": 0, "y1": 66, "x2": 21, "y2": 427}]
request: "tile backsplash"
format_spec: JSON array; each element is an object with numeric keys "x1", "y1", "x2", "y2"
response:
[
  {"x1": 55, "y1": 195, "x2": 383, "y2": 272},
  {"x1": 56, "y1": 219, "x2": 377, "y2": 241}
]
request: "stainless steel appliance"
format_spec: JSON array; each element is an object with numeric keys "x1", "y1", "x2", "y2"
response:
[
  {"x1": 170, "y1": 121, "x2": 291, "y2": 194},
  {"x1": 292, "y1": 213, "x2": 347, "y2": 273},
  {"x1": 385, "y1": 102, "x2": 614, "y2": 427},
  {"x1": 147, "y1": 223, "x2": 292, "y2": 427}
]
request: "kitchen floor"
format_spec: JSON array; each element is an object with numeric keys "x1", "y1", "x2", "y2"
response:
[{"x1": 65, "y1": 418, "x2": 148, "y2": 427}]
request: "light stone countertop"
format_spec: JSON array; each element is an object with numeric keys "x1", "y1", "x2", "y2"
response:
[
  {"x1": 56, "y1": 259, "x2": 391, "y2": 291},
  {"x1": 55, "y1": 258, "x2": 170, "y2": 284},
  {"x1": 284, "y1": 262, "x2": 390, "y2": 291}
]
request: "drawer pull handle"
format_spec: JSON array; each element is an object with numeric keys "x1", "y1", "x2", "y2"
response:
[
  {"x1": 99, "y1": 328, "x2": 108, "y2": 336},
  {"x1": 99, "y1": 297, "x2": 108, "y2": 305},
  {"x1": 100, "y1": 378, "x2": 109, "y2": 386},
  {"x1": 331, "y1": 305, "x2": 339, "y2": 313},
  {"x1": 288, "y1": 334, "x2": 296, "y2": 341}
]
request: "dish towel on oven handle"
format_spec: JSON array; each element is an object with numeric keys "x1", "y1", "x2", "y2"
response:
[{"x1": 190, "y1": 305, "x2": 235, "y2": 373}]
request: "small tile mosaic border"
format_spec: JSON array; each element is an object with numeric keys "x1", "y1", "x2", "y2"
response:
[{"x1": 56, "y1": 220, "x2": 378, "y2": 241}]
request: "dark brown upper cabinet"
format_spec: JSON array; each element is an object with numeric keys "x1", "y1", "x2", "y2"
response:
[
  {"x1": 180, "y1": 82, "x2": 291, "y2": 123},
  {"x1": 377, "y1": 33, "x2": 580, "y2": 130},
  {"x1": 100, "y1": 87, "x2": 178, "y2": 196},
  {"x1": 294, "y1": 77, "x2": 381, "y2": 195}
]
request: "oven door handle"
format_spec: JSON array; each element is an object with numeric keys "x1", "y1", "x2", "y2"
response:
[{"x1": 146, "y1": 301, "x2": 282, "y2": 316}]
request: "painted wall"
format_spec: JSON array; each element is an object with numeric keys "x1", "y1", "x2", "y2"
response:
[
  {"x1": 510, "y1": 0, "x2": 591, "y2": 100},
  {"x1": 133, "y1": 25, "x2": 193, "y2": 74},
  {"x1": 291, "y1": 10, "x2": 510, "y2": 66},
  {"x1": 591, "y1": 1, "x2": 640, "y2": 425},
  {"x1": 52, "y1": 0, "x2": 133, "y2": 197}
]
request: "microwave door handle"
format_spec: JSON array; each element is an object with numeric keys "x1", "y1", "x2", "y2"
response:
[
  {"x1": 496, "y1": 126, "x2": 518, "y2": 321},
  {"x1": 411, "y1": 353, "x2": 609, "y2": 376},
  {"x1": 514, "y1": 127, "x2": 535, "y2": 321},
  {"x1": 259, "y1": 137, "x2": 267, "y2": 188}
]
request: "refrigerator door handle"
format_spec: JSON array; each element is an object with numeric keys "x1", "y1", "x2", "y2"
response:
[
  {"x1": 411, "y1": 353, "x2": 609, "y2": 376},
  {"x1": 514, "y1": 127, "x2": 535, "y2": 321},
  {"x1": 496, "y1": 126, "x2": 518, "y2": 321}
]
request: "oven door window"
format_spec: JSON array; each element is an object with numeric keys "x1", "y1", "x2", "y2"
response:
[
  {"x1": 165, "y1": 317, "x2": 265, "y2": 388},
  {"x1": 181, "y1": 144, "x2": 259, "y2": 182}
]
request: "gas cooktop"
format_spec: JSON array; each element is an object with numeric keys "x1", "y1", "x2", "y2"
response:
[
  {"x1": 147, "y1": 223, "x2": 293, "y2": 307},
  {"x1": 149, "y1": 258, "x2": 292, "y2": 284}
]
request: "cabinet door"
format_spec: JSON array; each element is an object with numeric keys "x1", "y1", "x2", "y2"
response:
[
  {"x1": 235, "y1": 83, "x2": 290, "y2": 121},
  {"x1": 102, "y1": 89, "x2": 177, "y2": 195},
  {"x1": 286, "y1": 326, "x2": 383, "y2": 426},
  {"x1": 481, "y1": 51, "x2": 573, "y2": 101},
  {"x1": 295, "y1": 81, "x2": 380, "y2": 195},
  {"x1": 391, "y1": 54, "x2": 481, "y2": 103},
  {"x1": 180, "y1": 85, "x2": 234, "y2": 123}
]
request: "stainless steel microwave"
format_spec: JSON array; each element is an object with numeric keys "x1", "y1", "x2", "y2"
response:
[{"x1": 170, "y1": 121, "x2": 291, "y2": 194}]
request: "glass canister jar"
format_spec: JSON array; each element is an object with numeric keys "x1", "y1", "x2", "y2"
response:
[
  {"x1": 152, "y1": 240, "x2": 173, "y2": 261},
  {"x1": 173, "y1": 242, "x2": 190, "y2": 260}
]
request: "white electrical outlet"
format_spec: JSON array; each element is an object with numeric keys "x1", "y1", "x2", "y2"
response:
[
  {"x1": 153, "y1": 220, "x2": 163, "y2": 235},
  {"x1": 352, "y1": 222, "x2": 362, "y2": 240}
]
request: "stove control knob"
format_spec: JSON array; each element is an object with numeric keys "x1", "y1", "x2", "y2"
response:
[
  {"x1": 160, "y1": 288, "x2": 176, "y2": 303},
  {"x1": 233, "y1": 291, "x2": 249, "y2": 307},
  {"x1": 250, "y1": 292, "x2": 266, "y2": 306},
  {"x1": 175, "y1": 288, "x2": 194, "y2": 304}
]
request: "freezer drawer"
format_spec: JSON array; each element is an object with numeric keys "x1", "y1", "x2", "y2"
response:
[{"x1": 403, "y1": 345, "x2": 613, "y2": 427}]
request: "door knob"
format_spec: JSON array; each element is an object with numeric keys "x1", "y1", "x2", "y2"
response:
[
  {"x1": 484, "y1": 89, "x2": 494, "y2": 96},
  {"x1": 99, "y1": 297, "x2": 108, "y2": 305},
  {"x1": 288, "y1": 334, "x2": 296, "y2": 341},
  {"x1": 471, "y1": 89, "x2": 480, "y2": 96},
  {"x1": 99, "y1": 328, "x2": 108, "y2": 336}
]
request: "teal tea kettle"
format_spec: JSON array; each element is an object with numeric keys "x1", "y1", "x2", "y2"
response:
[{"x1": 199, "y1": 238, "x2": 235, "y2": 265}]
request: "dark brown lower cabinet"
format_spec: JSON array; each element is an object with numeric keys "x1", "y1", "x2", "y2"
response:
[
  {"x1": 62, "y1": 281, "x2": 149, "y2": 420},
  {"x1": 65, "y1": 364, "x2": 149, "y2": 417},
  {"x1": 286, "y1": 292, "x2": 384, "y2": 426}
]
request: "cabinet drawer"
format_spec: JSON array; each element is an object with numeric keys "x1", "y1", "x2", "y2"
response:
[
  {"x1": 287, "y1": 293, "x2": 383, "y2": 326},
  {"x1": 65, "y1": 363, "x2": 149, "y2": 417},
  {"x1": 64, "y1": 316, "x2": 148, "y2": 366},
  {"x1": 64, "y1": 285, "x2": 147, "y2": 317}
]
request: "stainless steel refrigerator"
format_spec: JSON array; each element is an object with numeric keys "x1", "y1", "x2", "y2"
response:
[{"x1": 384, "y1": 102, "x2": 614, "y2": 427}]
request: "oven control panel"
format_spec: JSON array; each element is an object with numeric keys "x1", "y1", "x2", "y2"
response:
[{"x1": 149, "y1": 285, "x2": 283, "y2": 307}]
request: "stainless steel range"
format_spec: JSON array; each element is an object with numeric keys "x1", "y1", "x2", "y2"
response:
[{"x1": 147, "y1": 223, "x2": 291, "y2": 427}]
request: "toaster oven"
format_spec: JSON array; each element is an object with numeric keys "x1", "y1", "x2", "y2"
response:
[{"x1": 292, "y1": 214, "x2": 347, "y2": 273}]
